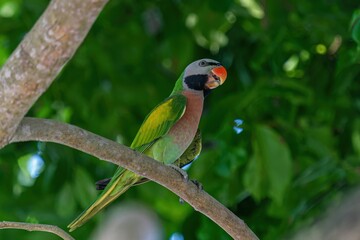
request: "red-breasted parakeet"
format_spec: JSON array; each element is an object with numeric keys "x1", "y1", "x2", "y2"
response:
[{"x1": 68, "y1": 59, "x2": 227, "y2": 231}]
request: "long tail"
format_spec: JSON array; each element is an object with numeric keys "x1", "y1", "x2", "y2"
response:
[{"x1": 68, "y1": 169, "x2": 140, "y2": 232}]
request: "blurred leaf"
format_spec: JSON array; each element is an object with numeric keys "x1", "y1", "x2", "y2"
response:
[
  {"x1": 351, "y1": 9, "x2": 360, "y2": 45},
  {"x1": 197, "y1": 216, "x2": 231, "y2": 240},
  {"x1": 293, "y1": 158, "x2": 336, "y2": 187},
  {"x1": 25, "y1": 216, "x2": 39, "y2": 224},
  {"x1": 0, "y1": 1, "x2": 20, "y2": 18},
  {"x1": 243, "y1": 152, "x2": 263, "y2": 200},
  {"x1": 56, "y1": 183, "x2": 76, "y2": 217},
  {"x1": 73, "y1": 167, "x2": 97, "y2": 209},
  {"x1": 244, "y1": 125, "x2": 292, "y2": 204},
  {"x1": 352, "y1": 119, "x2": 360, "y2": 157}
]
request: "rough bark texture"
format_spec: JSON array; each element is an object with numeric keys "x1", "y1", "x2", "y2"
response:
[
  {"x1": 0, "y1": 221, "x2": 74, "y2": 240},
  {"x1": 0, "y1": 0, "x2": 108, "y2": 148},
  {"x1": 11, "y1": 117, "x2": 259, "y2": 240}
]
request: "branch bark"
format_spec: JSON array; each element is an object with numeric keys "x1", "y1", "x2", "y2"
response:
[
  {"x1": 10, "y1": 117, "x2": 259, "y2": 240},
  {"x1": 0, "y1": 0, "x2": 108, "y2": 148},
  {"x1": 0, "y1": 221, "x2": 74, "y2": 240}
]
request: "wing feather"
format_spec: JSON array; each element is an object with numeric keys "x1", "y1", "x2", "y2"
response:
[{"x1": 131, "y1": 94, "x2": 187, "y2": 151}]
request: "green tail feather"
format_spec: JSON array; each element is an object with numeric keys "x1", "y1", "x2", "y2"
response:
[{"x1": 68, "y1": 169, "x2": 141, "y2": 232}]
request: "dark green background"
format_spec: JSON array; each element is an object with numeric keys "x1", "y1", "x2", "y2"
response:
[{"x1": 1, "y1": 0, "x2": 360, "y2": 239}]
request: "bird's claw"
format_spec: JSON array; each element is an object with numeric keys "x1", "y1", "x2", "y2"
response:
[
  {"x1": 178, "y1": 179, "x2": 203, "y2": 204},
  {"x1": 168, "y1": 164, "x2": 189, "y2": 181},
  {"x1": 190, "y1": 179, "x2": 203, "y2": 191},
  {"x1": 167, "y1": 165, "x2": 203, "y2": 190},
  {"x1": 168, "y1": 164, "x2": 203, "y2": 205}
]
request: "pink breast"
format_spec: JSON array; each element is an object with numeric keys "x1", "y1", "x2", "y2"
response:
[{"x1": 168, "y1": 90, "x2": 204, "y2": 154}]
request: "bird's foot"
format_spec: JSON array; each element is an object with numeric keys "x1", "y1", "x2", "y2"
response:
[
  {"x1": 190, "y1": 179, "x2": 203, "y2": 191},
  {"x1": 178, "y1": 180, "x2": 203, "y2": 205},
  {"x1": 168, "y1": 164, "x2": 189, "y2": 181}
]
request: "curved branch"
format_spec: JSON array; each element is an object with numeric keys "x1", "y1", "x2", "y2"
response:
[
  {"x1": 10, "y1": 117, "x2": 259, "y2": 240},
  {"x1": 0, "y1": 221, "x2": 74, "y2": 240},
  {"x1": 0, "y1": 0, "x2": 108, "y2": 148}
]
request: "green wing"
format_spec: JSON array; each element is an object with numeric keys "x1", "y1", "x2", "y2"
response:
[
  {"x1": 95, "y1": 94, "x2": 187, "y2": 190},
  {"x1": 133, "y1": 129, "x2": 202, "y2": 186},
  {"x1": 68, "y1": 94, "x2": 187, "y2": 231},
  {"x1": 131, "y1": 94, "x2": 187, "y2": 152}
]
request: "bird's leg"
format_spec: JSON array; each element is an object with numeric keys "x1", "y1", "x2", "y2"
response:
[
  {"x1": 168, "y1": 164, "x2": 203, "y2": 204},
  {"x1": 178, "y1": 180, "x2": 203, "y2": 205},
  {"x1": 168, "y1": 164, "x2": 189, "y2": 181},
  {"x1": 167, "y1": 165, "x2": 203, "y2": 190},
  {"x1": 168, "y1": 164, "x2": 188, "y2": 205},
  {"x1": 190, "y1": 179, "x2": 203, "y2": 191}
]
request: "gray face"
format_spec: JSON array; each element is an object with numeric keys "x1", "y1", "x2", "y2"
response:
[
  {"x1": 182, "y1": 59, "x2": 221, "y2": 90},
  {"x1": 184, "y1": 59, "x2": 220, "y2": 78}
]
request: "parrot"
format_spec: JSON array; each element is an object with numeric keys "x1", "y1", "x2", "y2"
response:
[{"x1": 68, "y1": 58, "x2": 227, "y2": 231}]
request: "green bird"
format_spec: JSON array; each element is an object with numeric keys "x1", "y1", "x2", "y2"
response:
[{"x1": 68, "y1": 59, "x2": 227, "y2": 231}]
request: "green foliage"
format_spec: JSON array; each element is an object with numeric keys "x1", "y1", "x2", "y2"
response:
[
  {"x1": 351, "y1": 10, "x2": 360, "y2": 45},
  {"x1": 1, "y1": 0, "x2": 360, "y2": 239},
  {"x1": 244, "y1": 124, "x2": 292, "y2": 204}
]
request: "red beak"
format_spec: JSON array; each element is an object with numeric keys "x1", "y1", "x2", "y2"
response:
[
  {"x1": 211, "y1": 66, "x2": 227, "y2": 85},
  {"x1": 205, "y1": 66, "x2": 227, "y2": 89}
]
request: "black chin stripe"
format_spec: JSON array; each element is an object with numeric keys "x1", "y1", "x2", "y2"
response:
[{"x1": 184, "y1": 74, "x2": 208, "y2": 90}]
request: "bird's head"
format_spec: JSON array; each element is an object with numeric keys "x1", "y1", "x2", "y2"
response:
[{"x1": 182, "y1": 59, "x2": 227, "y2": 93}]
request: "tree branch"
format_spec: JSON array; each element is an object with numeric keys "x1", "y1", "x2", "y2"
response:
[
  {"x1": 0, "y1": 221, "x2": 74, "y2": 240},
  {"x1": 10, "y1": 117, "x2": 259, "y2": 240},
  {"x1": 0, "y1": 0, "x2": 108, "y2": 148}
]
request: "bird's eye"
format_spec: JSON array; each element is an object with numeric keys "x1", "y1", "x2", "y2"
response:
[{"x1": 198, "y1": 60, "x2": 207, "y2": 67}]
